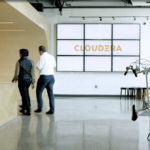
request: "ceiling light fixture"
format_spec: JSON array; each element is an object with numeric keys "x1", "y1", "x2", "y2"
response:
[
  {"x1": 0, "y1": 29, "x2": 27, "y2": 31},
  {"x1": 0, "y1": 22, "x2": 15, "y2": 24},
  {"x1": 82, "y1": 17, "x2": 85, "y2": 21},
  {"x1": 112, "y1": 17, "x2": 115, "y2": 21},
  {"x1": 100, "y1": 17, "x2": 102, "y2": 21},
  {"x1": 134, "y1": 17, "x2": 136, "y2": 21}
]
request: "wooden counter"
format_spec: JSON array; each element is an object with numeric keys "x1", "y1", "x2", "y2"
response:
[{"x1": 0, "y1": 83, "x2": 17, "y2": 126}]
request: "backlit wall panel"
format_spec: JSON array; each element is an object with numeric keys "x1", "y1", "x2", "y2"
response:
[
  {"x1": 113, "y1": 57, "x2": 139, "y2": 71},
  {"x1": 57, "y1": 56, "x2": 83, "y2": 71},
  {"x1": 113, "y1": 24, "x2": 140, "y2": 39},
  {"x1": 57, "y1": 24, "x2": 84, "y2": 39},
  {"x1": 85, "y1": 57, "x2": 111, "y2": 71},
  {"x1": 85, "y1": 24, "x2": 111, "y2": 39},
  {"x1": 113, "y1": 41, "x2": 139, "y2": 55},
  {"x1": 85, "y1": 40, "x2": 111, "y2": 55},
  {"x1": 57, "y1": 24, "x2": 140, "y2": 72},
  {"x1": 57, "y1": 40, "x2": 84, "y2": 55}
]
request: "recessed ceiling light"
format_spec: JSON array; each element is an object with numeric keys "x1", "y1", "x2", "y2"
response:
[
  {"x1": 0, "y1": 22, "x2": 15, "y2": 24},
  {"x1": 0, "y1": 29, "x2": 27, "y2": 31}
]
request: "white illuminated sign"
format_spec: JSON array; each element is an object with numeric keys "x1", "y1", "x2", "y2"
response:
[
  {"x1": 85, "y1": 40, "x2": 111, "y2": 55},
  {"x1": 57, "y1": 40, "x2": 84, "y2": 55},
  {"x1": 57, "y1": 24, "x2": 140, "y2": 72},
  {"x1": 113, "y1": 41, "x2": 139, "y2": 55}
]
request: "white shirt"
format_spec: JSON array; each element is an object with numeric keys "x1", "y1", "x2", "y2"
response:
[{"x1": 37, "y1": 52, "x2": 56, "y2": 75}]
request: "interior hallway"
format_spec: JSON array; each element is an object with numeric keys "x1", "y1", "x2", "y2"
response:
[{"x1": 0, "y1": 97, "x2": 150, "y2": 150}]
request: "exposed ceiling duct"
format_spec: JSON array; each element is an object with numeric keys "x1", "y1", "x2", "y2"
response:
[{"x1": 28, "y1": 0, "x2": 150, "y2": 15}]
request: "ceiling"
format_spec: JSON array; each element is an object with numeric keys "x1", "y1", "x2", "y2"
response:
[
  {"x1": 27, "y1": 0, "x2": 150, "y2": 7},
  {"x1": 0, "y1": 0, "x2": 44, "y2": 32},
  {"x1": 131, "y1": 0, "x2": 150, "y2": 6},
  {"x1": 27, "y1": 0, "x2": 150, "y2": 15}
]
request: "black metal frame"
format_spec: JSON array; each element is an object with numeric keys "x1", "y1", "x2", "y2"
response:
[
  {"x1": 44, "y1": 6, "x2": 150, "y2": 9},
  {"x1": 56, "y1": 23, "x2": 141, "y2": 72}
]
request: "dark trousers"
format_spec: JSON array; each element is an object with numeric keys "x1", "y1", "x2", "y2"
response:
[
  {"x1": 18, "y1": 78, "x2": 31, "y2": 111},
  {"x1": 36, "y1": 75, "x2": 55, "y2": 112}
]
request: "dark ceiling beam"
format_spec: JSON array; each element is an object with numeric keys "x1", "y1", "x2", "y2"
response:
[
  {"x1": 121, "y1": 0, "x2": 132, "y2": 4},
  {"x1": 44, "y1": 6, "x2": 150, "y2": 9},
  {"x1": 65, "y1": 0, "x2": 127, "y2": 2}
]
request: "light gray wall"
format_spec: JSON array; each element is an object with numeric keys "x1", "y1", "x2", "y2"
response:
[{"x1": 40, "y1": 8, "x2": 150, "y2": 95}]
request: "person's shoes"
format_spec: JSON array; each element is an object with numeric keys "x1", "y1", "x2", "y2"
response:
[
  {"x1": 46, "y1": 110, "x2": 54, "y2": 115},
  {"x1": 23, "y1": 112, "x2": 31, "y2": 116},
  {"x1": 34, "y1": 109, "x2": 42, "y2": 113},
  {"x1": 20, "y1": 109, "x2": 25, "y2": 114},
  {"x1": 19, "y1": 105, "x2": 27, "y2": 110}
]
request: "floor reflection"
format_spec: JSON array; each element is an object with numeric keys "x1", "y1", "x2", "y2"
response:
[
  {"x1": 0, "y1": 98, "x2": 149, "y2": 150},
  {"x1": 56, "y1": 120, "x2": 138, "y2": 150}
]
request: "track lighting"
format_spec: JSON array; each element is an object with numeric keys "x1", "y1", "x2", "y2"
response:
[{"x1": 70, "y1": 16, "x2": 150, "y2": 21}]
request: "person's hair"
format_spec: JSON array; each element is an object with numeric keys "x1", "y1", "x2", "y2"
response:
[
  {"x1": 20, "y1": 49, "x2": 28, "y2": 57},
  {"x1": 39, "y1": 45, "x2": 46, "y2": 52}
]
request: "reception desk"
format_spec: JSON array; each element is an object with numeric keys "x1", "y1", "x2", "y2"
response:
[{"x1": 0, "y1": 83, "x2": 17, "y2": 126}]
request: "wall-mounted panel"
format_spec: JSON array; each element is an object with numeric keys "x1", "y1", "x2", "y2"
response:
[
  {"x1": 57, "y1": 24, "x2": 140, "y2": 72},
  {"x1": 113, "y1": 57, "x2": 139, "y2": 71},
  {"x1": 113, "y1": 40, "x2": 139, "y2": 55},
  {"x1": 57, "y1": 56, "x2": 83, "y2": 71},
  {"x1": 85, "y1": 40, "x2": 111, "y2": 55},
  {"x1": 57, "y1": 40, "x2": 84, "y2": 55},
  {"x1": 57, "y1": 24, "x2": 84, "y2": 39},
  {"x1": 85, "y1": 57, "x2": 111, "y2": 71},
  {"x1": 85, "y1": 24, "x2": 111, "y2": 39},
  {"x1": 113, "y1": 24, "x2": 140, "y2": 39}
]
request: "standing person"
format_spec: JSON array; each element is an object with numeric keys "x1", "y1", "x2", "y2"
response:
[
  {"x1": 12, "y1": 49, "x2": 35, "y2": 116},
  {"x1": 35, "y1": 45, "x2": 56, "y2": 114},
  {"x1": 19, "y1": 50, "x2": 31, "y2": 109}
]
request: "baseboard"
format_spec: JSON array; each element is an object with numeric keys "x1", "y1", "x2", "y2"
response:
[{"x1": 54, "y1": 95, "x2": 129, "y2": 97}]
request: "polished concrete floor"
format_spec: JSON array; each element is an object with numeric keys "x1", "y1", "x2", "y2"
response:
[{"x1": 0, "y1": 97, "x2": 150, "y2": 150}]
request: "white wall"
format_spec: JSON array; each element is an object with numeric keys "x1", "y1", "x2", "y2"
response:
[{"x1": 40, "y1": 8, "x2": 150, "y2": 95}]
